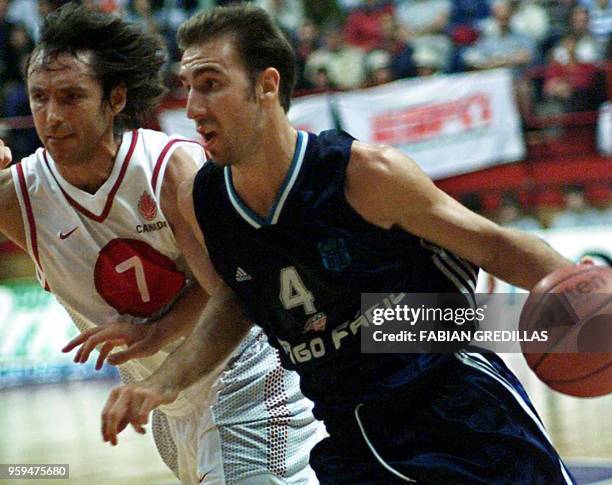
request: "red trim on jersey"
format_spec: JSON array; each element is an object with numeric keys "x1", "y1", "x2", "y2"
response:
[
  {"x1": 16, "y1": 163, "x2": 50, "y2": 291},
  {"x1": 151, "y1": 138, "x2": 205, "y2": 191},
  {"x1": 42, "y1": 130, "x2": 139, "y2": 223}
]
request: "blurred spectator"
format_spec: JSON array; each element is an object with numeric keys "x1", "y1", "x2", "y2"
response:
[
  {"x1": 3, "y1": 23, "x2": 34, "y2": 85},
  {"x1": 546, "y1": 0, "x2": 578, "y2": 34},
  {"x1": 459, "y1": 192, "x2": 485, "y2": 215},
  {"x1": 6, "y1": 0, "x2": 39, "y2": 40},
  {"x1": 549, "y1": 185, "x2": 607, "y2": 227},
  {"x1": 305, "y1": 25, "x2": 367, "y2": 89},
  {"x1": 556, "y1": 5, "x2": 605, "y2": 61},
  {"x1": 304, "y1": 0, "x2": 345, "y2": 29},
  {"x1": 377, "y1": 10, "x2": 416, "y2": 79},
  {"x1": 497, "y1": 194, "x2": 542, "y2": 230},
  {"x1": 510, "y1": 0, "x2": 551, "y2": 49},
  {"x1": 310, "y1": 66, "x2": 336, "y2": 91},
  {"x1": 2, "y1": 47, "x2": 39, "y2": 162},
  {"x1": 256, "y1": 0, "x2": 305, "y2": 40},
  {"x1": 597, "y1": 101, "x2": 612, "y2": 155},
  {"x1": 538, "y1": 34, "x2": 601, "y2": 116},
  {"x1": 582, "y1": 0, "x2": 612, "y2": 54},
  {"x1": 294, "y1": 19, "x2": 321, "y2": 90},
  {"x1": 414, "y1": 44, "x2": 444, "y2": 75},
  {"x1": 395, "y1": 0, "x2": 453, "y2": 71},
  {"x1": 0, "y1": 0, "x2": 14, "y2": 84},
  {"x1": 463, "y1": 0, "x2": 535, "y2": 76},
  {"x1": 450, "y1": 0, "x2": 490, "y2": 30},
  {"x1": 124, "y1": 0, "x2": 160, "y2": 34},
  {"x1": 447, "y1": 0, "x2": 487, "y2": 72},
  {"x1": 343, "y1": 0, "x2": 394, "y2": 51},
  {"x1": 364, "y1": 49, "x2": 394, "y2": 86}
]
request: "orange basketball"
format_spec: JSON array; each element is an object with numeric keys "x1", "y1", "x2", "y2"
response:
[{"x1": 519, "y1": 264, "x2": 612, "y2": 397}]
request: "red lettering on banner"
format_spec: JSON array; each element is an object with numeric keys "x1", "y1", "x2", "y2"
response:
[{"x1": 372, "y1": 94, "x2": 492, "y2": 145}]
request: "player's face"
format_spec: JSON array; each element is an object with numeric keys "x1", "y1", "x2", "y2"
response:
[
  {"x1": 28, "y1": 52, "x2": 115, "y2": 167},
  {"x1": 180, "y1": 35, "x2": 265, "y2": 166}
]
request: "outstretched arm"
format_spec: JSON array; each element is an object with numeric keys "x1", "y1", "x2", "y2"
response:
[
  {"x1": 345, "y1": 142, "x2": 573, "y2": 290},
  {"x1": 101, "y1": 169, "x2": 253, "y2": 445},
  {"x1": 62, "y1": 283, "x2": 210, "y2": 369},
  {"x1": 63, "y1": 147, "x2": 216, "y2": 367}
]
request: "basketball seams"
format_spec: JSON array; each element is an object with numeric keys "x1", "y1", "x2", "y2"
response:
[
  {"x1": 545, "y1": 359, "x2": 612, "y2": 385},
  {"x1": 522, "y1": 266, "x2": 610, "y2": 371},
  {"x1": 532, "y1": 294, "x2": 612, "y2": 373},
  {"x1": 521, "y1": 265, "x2": 596, "y2": 331}
]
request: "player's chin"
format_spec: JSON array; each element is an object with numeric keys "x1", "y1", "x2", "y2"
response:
[
  {"x1": 208, "y1": 152, "x2": 233, "y2": 167},
  {"x1": 46, "y1": 140, "x2": 79, "y2": 162}
]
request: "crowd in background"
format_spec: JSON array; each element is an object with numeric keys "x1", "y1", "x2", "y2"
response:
[
  {"x1": 461, "y1": 185, "x2": 612, "y2": 230},
  {"x1": 0, "y1": 0, "x2": 610, "y2": 226}
]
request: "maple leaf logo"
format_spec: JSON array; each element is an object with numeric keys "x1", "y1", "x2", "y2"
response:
[{"x1": 138, "y1": 191, "x2": 157, "y2": 221}]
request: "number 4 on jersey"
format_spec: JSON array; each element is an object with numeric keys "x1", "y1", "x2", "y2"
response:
[{"x1": 279, "y1": 267, "x2": 317, "y2": 315}]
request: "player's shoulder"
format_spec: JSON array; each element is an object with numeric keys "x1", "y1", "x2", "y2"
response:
[
  {"x1": 135, "y1": 128, "x2": 172, "y2": 154},
  {"x1": 0, "y1": 167, "x2": 19, "y2": 220},
  {"x1": 14, "y1": 147, "x2": 46, "y2": 172},
  {"x1": 137, "y1": 128, "x2": 171, "y2": 143},
  {"x1": 3, "y1": 148, "x2": 45, "y2": 190},
  {"x1": 346, "y1": 141, "x2": 427, "y2": 226},
  {"x1": 310, "y1": 129, "x2": 354, "y2": 161},
  {"x1": 0, "y1": 167, "x2": 14, "y2": 201},
  {"x1": 347, "y1": 141, "x2": 412, "y2": 185}
]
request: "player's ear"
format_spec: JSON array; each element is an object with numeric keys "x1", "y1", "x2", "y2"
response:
[
  {"x1": 109, "y1": 83, "x2": 127, "y2": 115},
  {"x1": 258, "y1": 68, "x2": 280, "y2": 103}
]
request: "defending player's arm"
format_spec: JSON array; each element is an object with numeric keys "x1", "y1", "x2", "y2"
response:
[
  {"x1": 63, "y1": 148, "x2": 215, "y2": 367},
  {"x1": 0, "y1": 144, "x2": 27, "y2": 251},
  {"x1": 101, "y1": 170, "x2": 253, "y2": 445},
  {"x1": 345, "y1": 142, "x2": 573, "y2": 290}
]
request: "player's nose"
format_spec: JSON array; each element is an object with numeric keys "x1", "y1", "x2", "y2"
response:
[
  {"x1": 46, "y1": 99, "x2": 65, "y2": 125},
  {"x1": 185, "y1": 90, "x2": 208, "y2": 122}
]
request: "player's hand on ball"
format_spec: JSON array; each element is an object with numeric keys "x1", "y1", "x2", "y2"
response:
[
  {"x1": 62, "y1": 320, "x2": 163, "y2": 370},
  {"x1": 0, "y1": 139, "x2": 12, "y2": 169},
  {"x1": 101, "y1": 381, "x2": 179, "y2": 446}
]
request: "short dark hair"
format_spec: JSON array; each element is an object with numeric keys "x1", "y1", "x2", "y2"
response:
[
  {"x1": 27, "y1": 2, "x2": 167, "y2": 130},
  {"x1": 177, "y1": 4, "x2": 296, "y2": 112}
]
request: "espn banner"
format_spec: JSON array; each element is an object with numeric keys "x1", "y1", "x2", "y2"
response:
[{"x1": 334, "y1": 69, "x2": 525, "y2": 179}]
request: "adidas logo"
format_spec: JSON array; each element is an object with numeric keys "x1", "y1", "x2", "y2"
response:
[{"x1": 235, "y1": 267, "x2": 252, "y2": 282}]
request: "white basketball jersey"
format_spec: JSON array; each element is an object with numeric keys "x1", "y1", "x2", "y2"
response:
[{"x1": 12, "y1": 128, "x2": 212, "y2": 414}]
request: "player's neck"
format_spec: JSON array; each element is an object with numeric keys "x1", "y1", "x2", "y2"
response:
[
  {"x1": 54, "y1": 133, "x2": 123, "y2": 194},
  {"x1": 231, "y1": 122, "x2": 297, "y2": 219}
]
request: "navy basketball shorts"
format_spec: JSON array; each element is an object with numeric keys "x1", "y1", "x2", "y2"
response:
[{"x1": 310, "y1": 352, "x2": 574, "y2": 484}]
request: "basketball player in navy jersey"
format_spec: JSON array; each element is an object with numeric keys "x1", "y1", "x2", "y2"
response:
[{"x1": 102, "y1": 5, "x2": 579, "y2": 483}]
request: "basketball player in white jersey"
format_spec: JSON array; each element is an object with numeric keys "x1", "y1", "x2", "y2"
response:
[{"x1": 0, "y1": 4, "x2": 320, "y2": 484}]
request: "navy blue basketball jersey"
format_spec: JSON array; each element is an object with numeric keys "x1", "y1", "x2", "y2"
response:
[{"x1": 193, "y1": 130, "x2": 479, "y2": 420}]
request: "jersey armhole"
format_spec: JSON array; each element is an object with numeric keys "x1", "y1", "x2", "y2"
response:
[
  {"x1": 11, "y1": 163, "x2": 49, "y2": 290},
  {"x1": 151, "y1": 138, "x2": 206, "y2": 202}
]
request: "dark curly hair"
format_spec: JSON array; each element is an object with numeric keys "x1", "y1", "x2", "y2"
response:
[
  {"x1": 177, "y1": 4, "x2": 296, "y2": 113},
  {"x1": 27, "y1": 2, "x2": 167, "y2": 130}
]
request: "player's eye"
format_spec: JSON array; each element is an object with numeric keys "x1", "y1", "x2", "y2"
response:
[
  {"x1": 205, "y1": 79, "x2": 219, "y2": 90},
  {"x1": 31, "y1": 93, "x2": 48, "y2": 103}
]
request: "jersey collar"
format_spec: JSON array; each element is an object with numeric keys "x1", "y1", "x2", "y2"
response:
[{"x1": 224, "y1": 131, "x2": 308, "y2": 229}]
